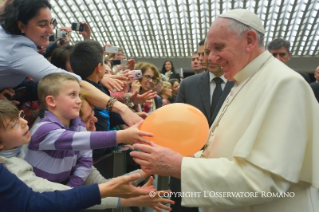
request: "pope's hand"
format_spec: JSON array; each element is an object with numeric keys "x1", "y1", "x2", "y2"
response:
[{"x1": 130, "y1": 142, "x2": 183, "y2": 179}]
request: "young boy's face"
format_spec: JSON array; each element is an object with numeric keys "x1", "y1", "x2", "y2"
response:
[
  {"x1": 0, "y1": 113, "x2": 31, "y2": 150},
  {"x1": 97, "y1": 59, "x2": 107, "y2": 81},
  {"x1": 52, "y1": 80, "x2": 82, "y2": 122}
]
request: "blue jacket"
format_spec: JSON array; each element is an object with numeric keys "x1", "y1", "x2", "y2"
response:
[{"x1": 0, "y1": 164, "x2": 101, "y2": 212}]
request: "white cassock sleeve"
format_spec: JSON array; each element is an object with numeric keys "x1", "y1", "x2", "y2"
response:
[{"x1": 181, "y1": 157, "x2": 291, "y2": 208}]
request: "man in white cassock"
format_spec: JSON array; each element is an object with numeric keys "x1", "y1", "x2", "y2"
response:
[{"x1": 131, "y1": 9, "x2": 319, "y2": 212}]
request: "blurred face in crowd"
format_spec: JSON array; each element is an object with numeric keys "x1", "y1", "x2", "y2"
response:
[
  {"x1": 315, "y1": 67, "x2": 319, "y2": 82},
  {"x1": 17, "y1": 7, "x2": 53, "y2": 47},
  {"x1": 105, "y1": 63, "x2": 112, "y2": 75},
  {"x1": 97, "y1": 59, "x2": 107, "y2": 81},
  {"x1": 204, "y1": 41, "x2": 223, "y2": 77},
  {"x1": 198, "y1": 45, "x2": 207, "y2": 70},
  {"x1": 269, "y1": 46, "x2": 291, "y2": 65},
  {"x1": 114, "y1": 51, "x2": 123, "y2": 60},
  {"x1": 80, "y1": 100, "x2": 97, "y2": 132},
  {"x1": 162, "y1": 86, "x2": 172, "y2": 98},
  {"x1": 140, "y1": 68, "x2": 156, "y2": 93},
  {"x1": 191, "y1": 53, "x2": 200, "y2": 70},
  {"x1": 164, "y1": 61, "x2": 172, "y2": 71},
  {"x1": 171, "y1": 81, "x2": 180, "y2": 95}
]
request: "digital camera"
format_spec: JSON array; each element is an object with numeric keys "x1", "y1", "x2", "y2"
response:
[
  {"x1": 71, "y1": 22, "x2": 84, "y2": 32},
  {"x1": 56, "y1": 29, "x2": 68, "y2": 39},
  {"x1": 129, "y1": 70, "x2": 142, "y2": 80},
  {"x1": 104, "y1": 46, "x2": 119, "y2": 54}
]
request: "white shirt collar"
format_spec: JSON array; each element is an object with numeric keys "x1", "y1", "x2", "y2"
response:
[{"x1": 209, "y1": 72, "x2": 227, "y2": 84}]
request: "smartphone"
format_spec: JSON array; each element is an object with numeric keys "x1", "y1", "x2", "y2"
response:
[
  {"x1": 122, "y1": 59, "x2": 127, "y2": 67},
  {"x1": 104, "y1": 46, "x2": 119, "y2": 54},
  {"x1": 112, "y1": 59, "x2": 121, "y2": 65},
  {"x1": 129, "y1": 70, "x2": 142, "y2": 80},
  {"x1": 71, "y1": 22, "x2": 84, "y2": 32},
  {"x1": 4, "y1": 87, "x2": 27, "y2": 101}
]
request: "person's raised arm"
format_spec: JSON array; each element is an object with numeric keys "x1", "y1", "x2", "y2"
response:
[{"x1": 80, "y1": 80, "x2": 142, "y2": 126}]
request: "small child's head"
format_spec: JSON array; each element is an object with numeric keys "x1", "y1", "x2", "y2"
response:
[
  {"x1": 38, "y1": 73, "x2": 81, "y2": 124},
  {"x1": 70, "y1": 40, "x2": 105, "y2": 81},
  {"x1": 0, "y1": 100, "x2": 30, "y2": 150}
]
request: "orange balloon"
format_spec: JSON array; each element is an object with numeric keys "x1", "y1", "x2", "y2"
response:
[{"x1": 139, "y1": 103, "x2": 209, "y2": 156}]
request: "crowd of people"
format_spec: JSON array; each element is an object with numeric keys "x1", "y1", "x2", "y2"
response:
[{"x1": 0, "y1": 0, "x2": 318, "y2": 212}]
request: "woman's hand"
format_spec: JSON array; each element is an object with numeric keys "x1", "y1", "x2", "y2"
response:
[
  {"x1": 79, "y1": 22, "x2": 91, "y2": 40},
  {"x1": 0, "y1": 88, "x2": 19, "y2": 105},
  {"x1": 130, "y1": 90, "x2": 157, "y2": 105},
  {"x1": 131, "y1": 80, "x2": 141, "y2": 94},
  {"x1": 100, "y1": 75, "x2": 124, "y2": 92}
]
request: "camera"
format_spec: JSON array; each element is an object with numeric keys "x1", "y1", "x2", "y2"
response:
[
  {"x1": 112, "y1": 59, "x2": 121, "y2": 65},
  {"x1": 71, "y1": 22, "x2": 84, "y2": 32},
  {"x1": 4, "y1": 87, "x2": 27, "y2": 101},
  {"x1": 122, "y1": 59, "x2": 127, "y2": 67},
  {"x1": 129, "y1": 70, "x2": 142, "y2": 80},
  {"x1": 56, "y1": 29, "x2": 68, "y2": 39},
  {"x1": 104, "y1": 46, "x2": 119, "y2": 54}
]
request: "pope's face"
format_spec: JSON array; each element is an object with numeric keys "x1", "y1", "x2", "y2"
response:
[{"x1": 206, "y1": 18, "x2": 249, "y2": 81}]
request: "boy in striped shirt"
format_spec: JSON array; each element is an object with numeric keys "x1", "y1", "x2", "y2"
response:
[{"x1": 25, "y1": 73, "x2": 152, "y2": 187}]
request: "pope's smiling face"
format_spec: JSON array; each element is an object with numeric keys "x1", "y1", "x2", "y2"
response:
[{"x1": 206, "y1": 18, "x2": 249, "y2": 81}]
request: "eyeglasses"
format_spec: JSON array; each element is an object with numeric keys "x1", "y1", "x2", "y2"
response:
[
  {"x1": 143, "y1": 75, "x2": 158, "y2": 83},
  {"x1": 8, "y1": 110, "x2": 25, "y2": 131}
]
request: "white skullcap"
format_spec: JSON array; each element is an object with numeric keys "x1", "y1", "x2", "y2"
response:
[{"x1": 219, "y1": 9, "x2": 265, "y2": 34}]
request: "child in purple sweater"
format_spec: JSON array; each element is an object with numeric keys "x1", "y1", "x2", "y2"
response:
[{"x1": 25, "y1": 73, "x2": 152, "y2": 187}]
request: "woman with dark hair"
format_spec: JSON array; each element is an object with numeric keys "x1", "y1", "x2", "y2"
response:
[
  {"x1": 0, "y1": 0, "x2": 141, "y2": 126},
  {"x1": 161, "y1": 60, "x2": 181, "y2": 81},
  {"x1": 168, "y1": 78, "x2": 180, "y2": 103},
  {"x1": 132, "y1": 62, "x2": 162, "y2": 113}
]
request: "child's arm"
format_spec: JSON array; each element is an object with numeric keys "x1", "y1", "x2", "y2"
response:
[
  {"x1": 66, "y1": 150, "x2": 93, "y2": 187},
  {"x1": 29, "y1": 121, "x2": 118, "y2": 151},
  {"x1": 29, "y1": 121, "x2": 152, "y2": 151}
]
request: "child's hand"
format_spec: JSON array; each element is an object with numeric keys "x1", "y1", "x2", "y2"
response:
[
  {"x1": 116, "y1": 120, "x2": 153, "y2": 145},
  {"x1": 121, "y1": 190, "x2": 174, "y2": 211},
  {"x1": 142, "y1": 176, "x2": 155, "y2": 190}
]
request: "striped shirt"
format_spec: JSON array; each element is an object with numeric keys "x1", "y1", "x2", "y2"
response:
[{"x1": 25, "y1": 111, "x2": 117, "y2": 187}]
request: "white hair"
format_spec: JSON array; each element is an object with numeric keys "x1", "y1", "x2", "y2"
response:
[{"x1": 225, "y1": 18, "x2": 265, "y2": 47}]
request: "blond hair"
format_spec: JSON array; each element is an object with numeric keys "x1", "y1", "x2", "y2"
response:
[
  {"x1": 38, "y1": 73, "x2": 79, "y2": 109},
  {"x1": 0, "y1": 100, "x2": 19, "y2": 130},
  {"x1": 158, "y1": 81, "x2": 172, "y2": 96}
]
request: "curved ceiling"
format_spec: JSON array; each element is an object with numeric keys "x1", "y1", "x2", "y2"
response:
[{"x1": 50, "y1": 0, "x2": 319, "y2": 58}]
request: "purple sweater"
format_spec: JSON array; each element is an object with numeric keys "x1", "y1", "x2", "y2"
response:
[{"x1": 25, "y1": 111, "x2": 117, "y2": 187}]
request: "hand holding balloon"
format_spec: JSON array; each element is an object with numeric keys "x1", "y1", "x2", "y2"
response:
[{"x1": 138, "y1": 103, "x2": 209, "y2": 156}]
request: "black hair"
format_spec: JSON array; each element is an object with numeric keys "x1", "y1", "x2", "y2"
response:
[
  {"x1": 161, "y1": 60, "x2": 176, "y2": 74},
  {"x1": 267, "y1": 38, "x2": 291, "y2": 52},
  {"x1": 0, "y1": 0, "x2": 52, "y2": 35},
  {"x1": 70, "y1": 40, "x2": 104, "y2": 79},
  {"x1": 169, "y1": 78, "x2": 179, "y2": 86},
  {"x1": 198, "y1": 39, "x2": 205, "y2": 46},
  {"x1": 51, "y1": 45, "x2": 74, "y2": 70}
]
